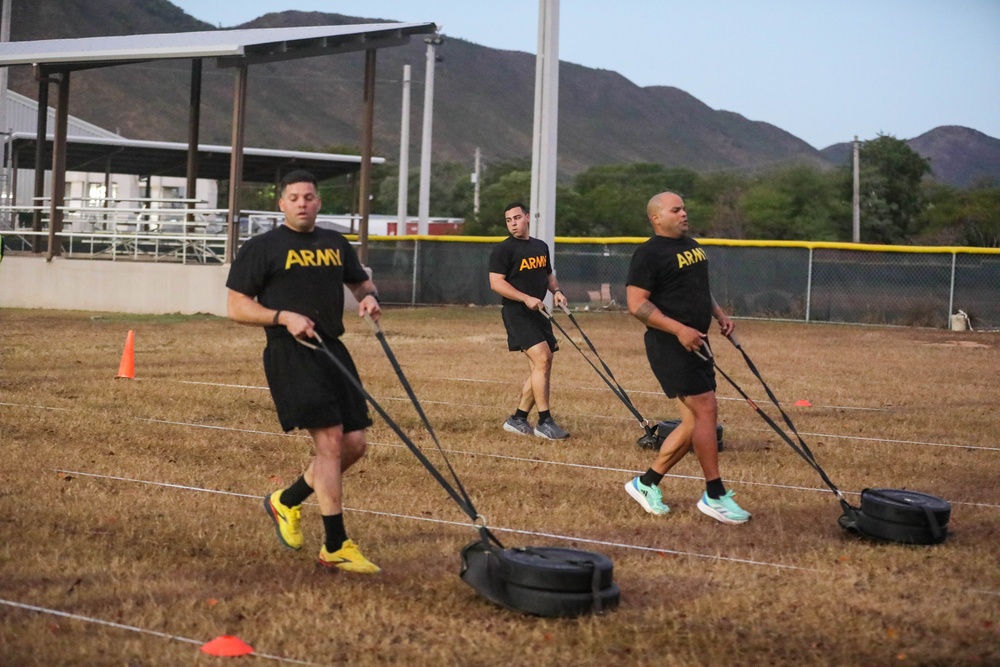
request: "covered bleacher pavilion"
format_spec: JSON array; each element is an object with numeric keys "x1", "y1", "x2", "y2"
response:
[{"x1": 0, "y1": 21, "x2": 437, "y2": 262}]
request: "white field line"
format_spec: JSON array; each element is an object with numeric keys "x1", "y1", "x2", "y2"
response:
[
  {"x1": 53, "y1": 468, "x2": 819, "y2": 573},
  {"x1": 163, "y1": 381, "x2": 997, "y2": 450},
  {"x1": 49, "y1": 468, "x2": 1000, "y2": 599},
  {"x1": 0, "y1": 598, "x2": 323, "y2": 666},
  {"x1": 3, "y1": 401, "x2": 998, "y2": 511},
  {"x1": 428, "y1": 375, "x2": 892, "y2": 412},
  {"x1": 177, "y1": 376, "x2": 890, "y2": 412}
]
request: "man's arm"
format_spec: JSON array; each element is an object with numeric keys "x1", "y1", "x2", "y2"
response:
[
  {"x1": 711, "y1": 294, "x2": 735, "y2": 336},
  {"x1": 626, "y1": 285, "x2": 705, "y2": 352},
  {"x1": 345, "y1": 278, "x2": 382, "y2": 322},
  {"x1": 489, "y1": 272, "x2": 545, "y2": 311},
  {"x1": 547, "y1": 272, "x2": 568, "y2": 309},
  {"x1": 227, "y1": 289, "x2": 316, "y2": 339}
]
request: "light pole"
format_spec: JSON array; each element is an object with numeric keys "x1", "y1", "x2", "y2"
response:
[
  {"x1": 397, "y1": 64, "x2": 411, "y2": 231},
  {"x1": 417, "y1": 33, "x2": 443, "y2": 235}
]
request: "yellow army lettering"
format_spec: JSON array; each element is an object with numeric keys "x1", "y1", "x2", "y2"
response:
[
  {"x1": 676, "y1": 247, "x2": 707, "y2": 269},
  {"x1": 285, "y1": 248, "x2": 343, "y2": 270},
  {"x1": 518, "y1": 255, "x2": 548, "y2": 271}
]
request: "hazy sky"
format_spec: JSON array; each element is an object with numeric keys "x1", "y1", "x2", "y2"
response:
[{"x1": 169, "y1": 0, "x2": 1000, "y2": 150}]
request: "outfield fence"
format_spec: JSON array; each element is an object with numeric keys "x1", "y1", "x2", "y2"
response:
[
  {"x1": 364, "y1": 236, "x2": 1000, "y2": 330},
  {"x1": 3, "y1": 225, "x2": 998, "y2": 329}
]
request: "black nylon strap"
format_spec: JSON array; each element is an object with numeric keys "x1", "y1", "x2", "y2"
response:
[
  {"x1": 301, "y1": 332, "x2": 483, "y2": 527},
  {"x1": 707, "y1": 336, "x2": 852, "y2": 512},
  {"x1": 548, "y1": 308, "x2": 653, "y2": 435}
]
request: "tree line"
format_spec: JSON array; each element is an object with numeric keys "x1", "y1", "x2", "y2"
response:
[{"x1": 246, "y1": 135, "x2": 1000, "y2": 247}]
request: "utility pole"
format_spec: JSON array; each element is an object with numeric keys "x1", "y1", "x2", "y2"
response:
[
  {"x1": 852, "y1": 135, "x2": 860, "y2": 243},
  {"x1": 397, "y1": 64, "x2": 411, "y2": 230},
  {"x1": 417, "y1": 33, "x2": 443, "y2": 235},
  {"x1": 472, "y1": 146, "x2": 481, "y2": 217}
]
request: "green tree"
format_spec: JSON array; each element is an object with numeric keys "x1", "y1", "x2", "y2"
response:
[
  {"x1": 570, "y1": 163, "x2": 700, "y2": 236},
  {"x1": 846, "y1": 134, "x2": 932, "y2": 244},
  {"x1": 740, "y1": 165, "x2": 845, "y2": 240}
]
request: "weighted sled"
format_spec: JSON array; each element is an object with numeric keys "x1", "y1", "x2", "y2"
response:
[
  {"x1": 640, "y1": 419, "x2": 724, "y2": 452},
  {"x1": 858, "y1": 488, "x2": 951, "y2": 527},
  {"x1": 503, "y1": 581, "x2": 621, "y2": 618},
  {"x1": 497, "y1": 546, "x2": 614, "y2": 592},
  {"x1": 460, "y1": 539, "x2": 618, "y2": 618},
  {"x1": 854, "y1": 511, "x2": 948, "y2": 545}
]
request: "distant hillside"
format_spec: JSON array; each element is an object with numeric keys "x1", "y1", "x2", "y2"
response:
[
  {"x1": 7, "y1": 0, "x2": 995, "y2": 186},
  {"x1": 820, "y1": 127, "x2": 1000, "y2": 188}
]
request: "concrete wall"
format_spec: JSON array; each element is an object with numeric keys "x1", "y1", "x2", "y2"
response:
[
  {"x1": 0, "y1": 256, "x2": 364, "y2": 316},
  {"x1": 0, "y1": 256, "x2": 230, "y2": 315}
]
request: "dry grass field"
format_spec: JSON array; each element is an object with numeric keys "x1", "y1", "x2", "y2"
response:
[{"x1": 1, "y1": 306, "x2": 998, "y2": 666}]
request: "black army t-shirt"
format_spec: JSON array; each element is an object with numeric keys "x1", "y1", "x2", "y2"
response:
[
  {"x1": 626, "y1": 235, "x2": 713, "y2": 333},
  {"x1": 226, "y1": 225, "x2": 368, "y2": 339},
  {"x1": 488, "y1": 236, "x2": 552, "y2": 306}
]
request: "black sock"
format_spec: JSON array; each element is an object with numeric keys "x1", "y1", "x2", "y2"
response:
[
  {"x1": 279, "y1": 475, "x2": 313, "y2": 508},
  {"x1": 322, "y1": 514, "x2": 348, "y2": 552},
  {"x1": 706, "y1": 478, "x2": 726, "y2": 500},
  {"x1": 514, "y1": 409, "x2": 529, "y2": 420},
  {"x1": 538, "y1": 410, "x2": 552, "y2": 423},
  {"x1": 639, "y1": 468, "x2": 664, "y2": 487}
]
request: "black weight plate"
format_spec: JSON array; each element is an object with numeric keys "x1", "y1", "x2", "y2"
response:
[
  {"x1": 856, "y1": 512, "x2": 948, "y2": 545},
  {"x1": 860, "y1": 488, "x2": 951, "y2": 527},
  {"x1": 498, "y1": 547, "x2": 614, "y2": 592},
  {"x1": 655, "y1": 420, "x2": 724, "y2": 451},
  {"x1": 504, "y1": 581, "x2": 620, "y2": 618}
]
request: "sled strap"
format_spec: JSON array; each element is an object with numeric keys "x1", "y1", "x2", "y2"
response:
[
  {"x1": 546, "y1": 306, "x2": 650, "y2": 429},
  {"x1": 923, "y1": 504, "x2": 945, "y2": 541},
  {"x1": 700, "y1": 337, "x2": 847, "y2": 503},
  {"x1": 297, "y1": 331, "x2": 483, "y2": 530}
]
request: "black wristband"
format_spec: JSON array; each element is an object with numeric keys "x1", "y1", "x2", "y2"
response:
[
  {"x1": 553, "y1": 288, "x2": 563, "y2": 294},
  {"x1": 272, "y1": 310, "x2": 283, "y2": 326},
  {"x1": 363, "y1": 291, "x2": 380, "y2": 304}
]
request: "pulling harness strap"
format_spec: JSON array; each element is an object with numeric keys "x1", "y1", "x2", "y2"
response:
[
  {"x1": 546, "y1": 306, "x2": 653, "y2": 435},
  {"x1": 705, "y1": 336, "x2": 852, "y2": 512},
  {"x1": 299, "y1": 329, "x2": 503, "y2": 548}
]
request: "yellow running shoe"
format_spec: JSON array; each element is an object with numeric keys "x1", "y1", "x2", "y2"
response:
[
  {"x1": 317, "y1": 539, "x2": 381, "y2": 574},
  {"x1": 264, "y1": 490, "x2": 303, "y2": 550}
]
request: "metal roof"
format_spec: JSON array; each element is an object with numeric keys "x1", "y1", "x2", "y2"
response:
[
  {"x1": 7, "y1": 132, "x2": 381, "y2": 182},
  {"x1": 0, "y1": 22, "x2": 437, "y2": 71}
]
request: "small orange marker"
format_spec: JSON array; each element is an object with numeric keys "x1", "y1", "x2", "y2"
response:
[
  {"x1": 200, "y1": 635, "x2": 254, "y2": 657},
  {"x1": 794, "y1": 399, "x2": 812, "y2": 407}
]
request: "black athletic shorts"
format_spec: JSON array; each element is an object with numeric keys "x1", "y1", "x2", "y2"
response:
[
  {"x1": 263, "y1": 334, "x2": 373, "y2": 433},
  {"x1": 501, "y1": 303, "x2": 558, "y2": 353},
  {"x1": 644, "y1": 328, "x2": 716, "y2": 399}
]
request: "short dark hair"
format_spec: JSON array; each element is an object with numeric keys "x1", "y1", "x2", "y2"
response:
[
  {"x1": 504, "y1": 201, "x2": 528, "y2": 217},
  {"x1": 279, "y1": 170, "x2": 318, "y2": 195}
]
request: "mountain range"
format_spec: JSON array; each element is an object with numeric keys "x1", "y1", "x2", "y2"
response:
[{"x1": 7, "y1": 0, "x2": 998, "y2": 188}]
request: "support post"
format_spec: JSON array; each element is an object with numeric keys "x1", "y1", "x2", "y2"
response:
[
  {"x1": 47, "y1": 71, "x2": 69, "y2": 260},
  {"x1": 225, "y1": 62, "x2": 248, "y2": 263},
  {"x1": 31, "y1": 73, "x2": 48, "y2": 251},
  {"x1": 358, "y1": 48, "x2": 376, "y2": 264},
  {"x1": 417, "y1": 34, "x2": 443, "y2": 235},
  {"x1": 186, "y1": 59, "x2": 202, "y2": 223}
]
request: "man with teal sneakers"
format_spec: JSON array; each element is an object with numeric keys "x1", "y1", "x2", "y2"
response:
[{"x1": 624, "y1": 191, "x2": 751, "y2": 525}]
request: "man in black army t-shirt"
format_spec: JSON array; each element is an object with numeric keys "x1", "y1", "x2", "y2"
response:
[
  {"x1": 624, "y1": 191, "x2": 751, "y2": 524},
  {"x1": 488, "y1": 202, "x2": 570, "y2": 440},
  {"x1": 226, "y1": 169, "x2": 382, "y2": 573}
]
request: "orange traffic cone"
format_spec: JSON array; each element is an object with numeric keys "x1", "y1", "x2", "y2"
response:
[
  {"x1": 200, "y1": 635, "x2": 254, "y2": 657},
  {"x1": 116, "y1": 330, "x2": 135, "y2": 379}
]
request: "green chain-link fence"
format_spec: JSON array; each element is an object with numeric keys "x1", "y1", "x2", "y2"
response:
[{"x1": 366, "y1": 236, "x2": 1000, "y2": 330}]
